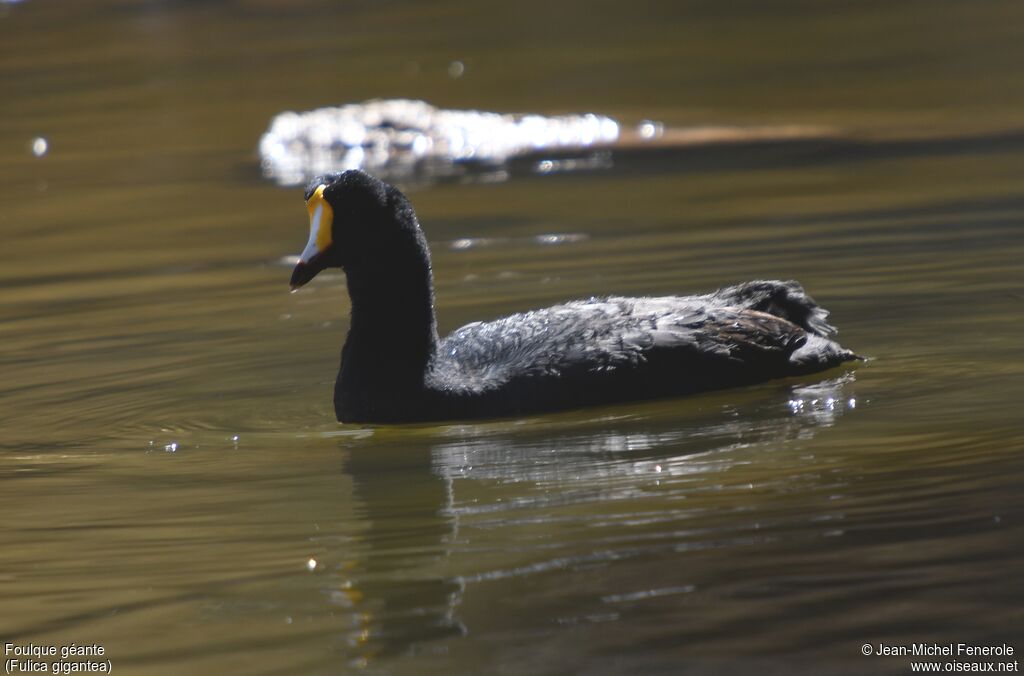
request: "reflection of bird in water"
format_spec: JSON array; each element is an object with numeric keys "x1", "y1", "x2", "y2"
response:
[
  {"x1": 319, "y1": 374, "x2": 858, "y2": 664},
  {"x1": 289, "y1": 170, "x2": 859, "y2": 424},
  {"x1": 330, "y1": 445, "x2": 465, "y2": 664},
  {"x1": 431, "y1": 374, "x2": 860, "y2": 486}
]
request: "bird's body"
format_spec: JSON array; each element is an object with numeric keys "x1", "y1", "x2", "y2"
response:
[
  {"x1": 338, "y1": 282, "x2": 856, "y2": 423},
  {"x1": 290, "y1": 171, "x2": 859, "y2": 424}
]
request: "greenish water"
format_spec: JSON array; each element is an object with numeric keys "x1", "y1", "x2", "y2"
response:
[{"x1": 1, "y1": 1, "x2": 1022, "y2": 674}]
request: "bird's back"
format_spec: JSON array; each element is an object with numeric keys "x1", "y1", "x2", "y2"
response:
[{"x1": 426, "y1": 281, "x2": 857, "y2": 418}]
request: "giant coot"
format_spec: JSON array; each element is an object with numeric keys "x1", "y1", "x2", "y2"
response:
[{"x1": 289, "y1": 170, "x2": 858, "y2": 423}]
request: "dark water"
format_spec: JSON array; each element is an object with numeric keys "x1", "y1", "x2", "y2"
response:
[{"x1": 1, "y1": 1, "x2": 1022, "y2": 674}]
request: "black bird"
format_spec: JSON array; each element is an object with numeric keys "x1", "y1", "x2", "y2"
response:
[{"x1": 290, "y1": 170, "x2": 858, "y2": 423}]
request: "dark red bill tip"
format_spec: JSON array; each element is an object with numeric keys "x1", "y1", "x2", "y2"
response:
[{"x1": 290, "y1": 259, "x2": 322, "y2": 291}]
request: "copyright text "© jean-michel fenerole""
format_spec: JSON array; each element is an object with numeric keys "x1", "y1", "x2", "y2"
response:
[
  {"x1": 5, "y1": 642, "x2": 111, "y2": 674},
  {"x1": 861, "y1": 642, "x2": 1018, "y2": 673}
]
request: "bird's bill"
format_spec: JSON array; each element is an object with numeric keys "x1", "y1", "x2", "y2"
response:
[
  {"x1": 290, "y1": 184, "x2": 335, "y2": 291},
  {"x1": 290, "y1": 256, "x2": 327, "y2": 291}
]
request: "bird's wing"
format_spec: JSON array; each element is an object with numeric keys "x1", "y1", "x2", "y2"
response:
[
  {"x1": 435, "y1": 297, "x2": 809, "y2": 388},
  {"x1": 705, "y1": 280, "x2": 838, "y2": 337}
]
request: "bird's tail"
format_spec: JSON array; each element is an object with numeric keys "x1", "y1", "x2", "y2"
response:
[{"x1": 788, "y1": 334, "x2": 862, "y2": 370}]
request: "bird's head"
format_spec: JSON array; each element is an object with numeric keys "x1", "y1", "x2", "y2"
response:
[{"x1": 289, "y1": 170, "x2": 403, "y2": 291}]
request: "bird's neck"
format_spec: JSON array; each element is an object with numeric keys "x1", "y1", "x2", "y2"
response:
[{"x1": 339, "y1": 251, "x2": 439, "y2": 393}]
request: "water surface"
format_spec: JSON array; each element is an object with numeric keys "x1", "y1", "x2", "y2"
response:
[{"x1": 1, "y1": 1, "x2": 1022, "y2": 674}]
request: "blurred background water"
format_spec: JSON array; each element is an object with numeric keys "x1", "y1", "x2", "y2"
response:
[{"x1": 1, "y1": 1, "x2": 1022, "y2": 674}]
